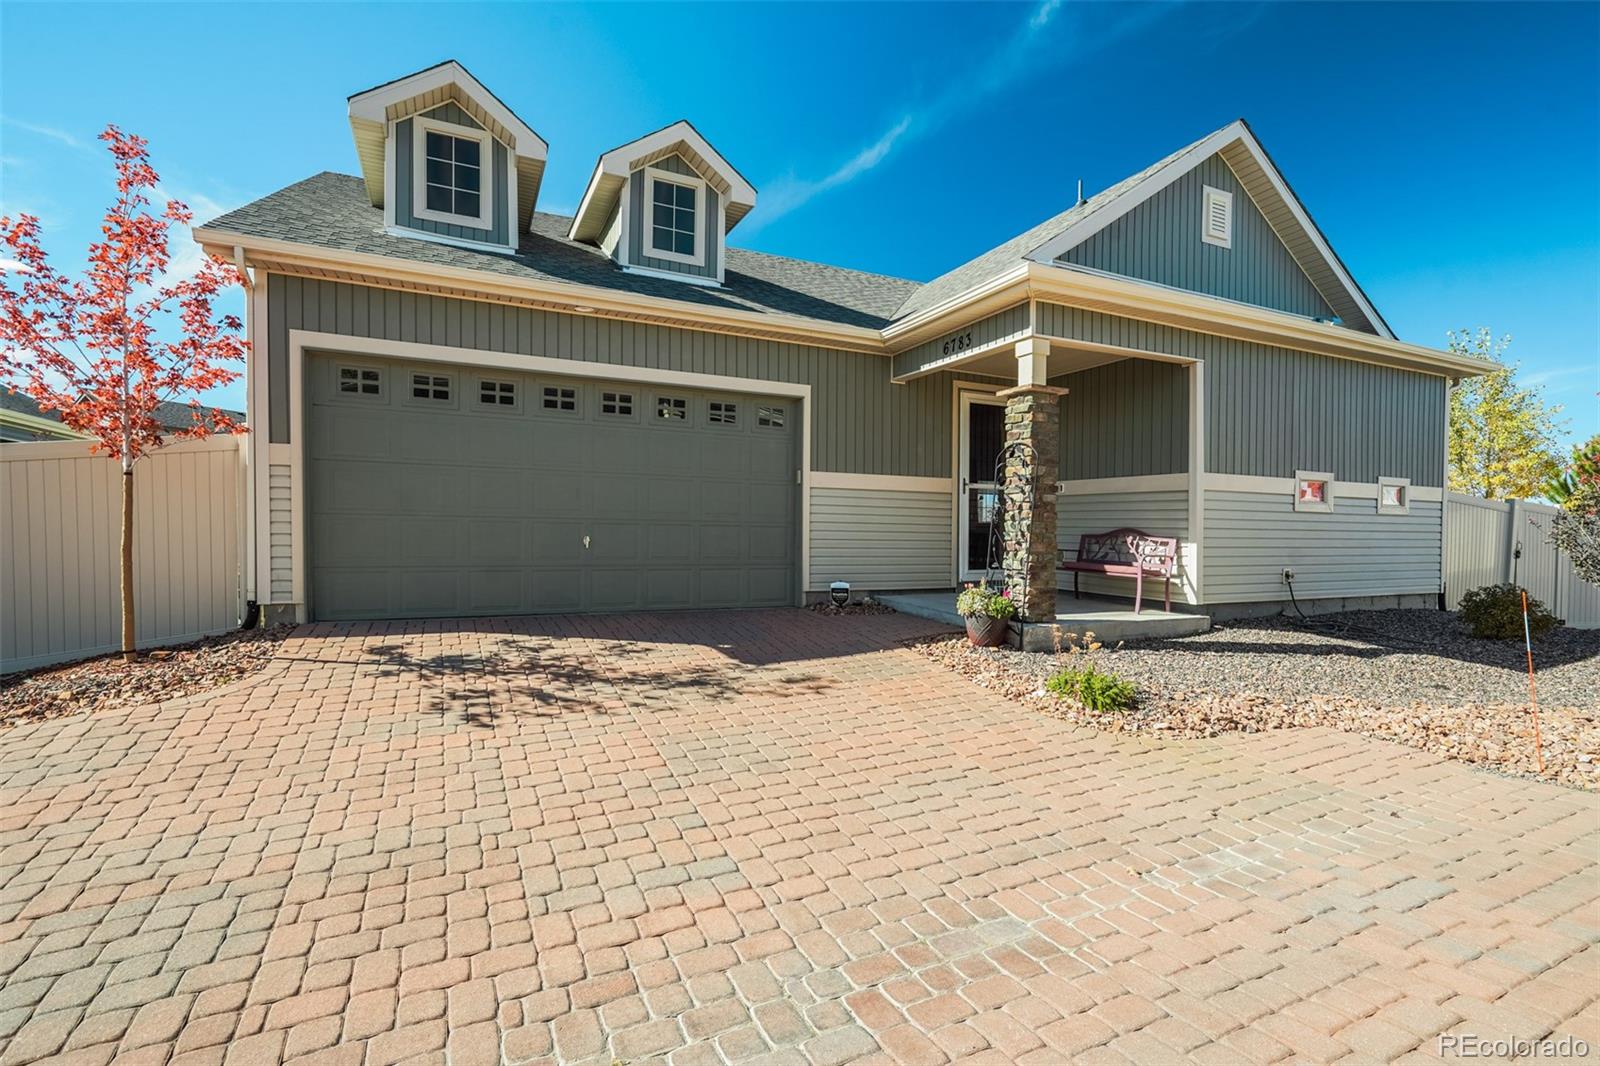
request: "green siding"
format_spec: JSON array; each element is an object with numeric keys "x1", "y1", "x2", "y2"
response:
[
  {"x1": 1206, "y1": 345, "x2": 1444, "y2": 486},
  {"x1": 809, "y1": 487, "x2": 951, "y2": 591},
  {"x1": 1057, "y1": 153, "x2": 1334, "y2": 320},
  {"x1": 265, "y1": 274, "x2": 997, "y2": 478},
  {"x1": 892, "y1": 303, "x2": 1030, "y2": 380},
  {"x1": 394, "y1": 105, "x2": 511, "y2": 247},
  {"x1": 1036, "y1": 301, "x2": 1445, "y2": 486},
  {"x1": 1053, "y1": 359, "x2": 1189, "y2": 480},
  {"x1": 626, "y1": 155, "x2": 721, "y2": 280},
  {"x1": 1204, "y1": 491, "x2": 1442, "y2": 603}
]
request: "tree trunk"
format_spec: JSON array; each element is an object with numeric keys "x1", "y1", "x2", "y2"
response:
[{"x1": 121, "y1": 469, "x2": 136, "y2": 662}]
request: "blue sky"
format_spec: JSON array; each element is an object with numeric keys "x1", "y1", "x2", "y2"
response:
[{"x1": 2, "y1": 1, "x2": 1595, "y2": 446}]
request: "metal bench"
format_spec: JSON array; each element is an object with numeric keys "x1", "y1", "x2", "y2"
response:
[{"x1": 1057, "y1": 528, "x2": 1179, "y2": 614}]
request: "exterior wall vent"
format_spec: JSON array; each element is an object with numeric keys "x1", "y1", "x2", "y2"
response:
[{"x1": 1202, "y1": 185, "x2": 1233, "y2": 249}]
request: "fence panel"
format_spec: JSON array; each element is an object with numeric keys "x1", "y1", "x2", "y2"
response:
[
  {"x1": 1, "y1": 437, "x2": 244, "y2": 672},
  {"x1": 1445, "y1": 492, "x2": 1599, "y2": 628}
]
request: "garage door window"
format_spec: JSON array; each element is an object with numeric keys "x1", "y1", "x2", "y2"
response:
[
  {"x1": 708, "y1": 401, "x2": 738, "y2": 426},
  {"x1": 479, "y1": 379, "x2": 516, "y2": 407},
  {"x1": 338, "y1": 366, "x2": 382, "y2": 396},
  {"x1": 542, "y1": 385, "x2": 578, "y2": 412},
  {"x1": 600, "y1": 390, "x2": 634, "y2": 417},
  {"x1": 757, "y1": 404, "x2": 787, "y2": 429},
  {"x1": 656, "y1": 396, "x2": 688, "y2": 421},
  {"x1": 411, "y1": 373, "x2": 451, "y2": 401}
]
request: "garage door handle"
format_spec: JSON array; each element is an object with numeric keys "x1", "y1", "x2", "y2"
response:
[{"x1": 583, "y1": 535, "x2": 591, "y2": 549}]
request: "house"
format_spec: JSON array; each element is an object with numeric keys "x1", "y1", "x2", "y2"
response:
[
  {"x1": 193, "y1": 60, "x2": 1490, "y2": 628},
  {"x1": 1, "y1": 390, "x2": 244, "y2": 443}
]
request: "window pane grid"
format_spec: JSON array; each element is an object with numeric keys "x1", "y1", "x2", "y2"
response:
[
  {"x1": 601, "y1": 391, "x2": 634, "y2": 416},
  {"x1": 649, "y1": 177, "x2": 696, "y2": 258},
  {"x1": 479, "y1": 380, "x2": 515, "y2": 406},
  {"x1": 424, "y1": 129, "x2": 484, "y2": 221},
  {"x1": 411, "y1": 373, "x2": 450, "y2": 401},
  {"x1": 542, "y1": 386, "x2": 577, "y2": 412},
  {"x1": 339, "y1": 366, "x2": 382, "y2": 396},
  {"x1": 757, "y1": 405, "x2": 786, "y2": 428},
  {"x1": 709, "y1": 401, "x2": 738, "y2": 425},
  {"x1": 656, "y1": 396, "x2": 687, "y2": 421}
]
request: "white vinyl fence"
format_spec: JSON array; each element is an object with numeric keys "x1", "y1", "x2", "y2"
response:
[
  {"x1": 2, "y1": 437, "x2": 245, "y2": 673},
  {"x1": 1446, "y1": 492, "x2": 1600, "y2": 629}
]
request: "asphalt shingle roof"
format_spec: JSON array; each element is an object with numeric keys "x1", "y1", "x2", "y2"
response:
[
  {"x1": 203, "y1": 173, "x2": 920, "y2": 331},
  {"x1": 1, "y1": 390, "x2": 243, "y2": 432},
  {"x1": 200, "y1": 125, "x2": 1227, "y2": 333}
]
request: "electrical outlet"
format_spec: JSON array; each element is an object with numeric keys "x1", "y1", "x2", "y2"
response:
[{"x1": 1281, "y1": 568, "x2": 1296, "y2": 584}]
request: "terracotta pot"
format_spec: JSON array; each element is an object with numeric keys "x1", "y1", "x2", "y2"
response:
[{"x1": 965, "y1": 615, "x2": 1010, "y2": 647}]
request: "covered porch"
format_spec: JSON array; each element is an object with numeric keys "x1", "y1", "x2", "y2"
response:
[
  {"x1": 892, "y1": 315, "x2": 1208, "y2": 647},
  {"x1": 877, "y1": 589, "x2": 1209, "y2": 645}
]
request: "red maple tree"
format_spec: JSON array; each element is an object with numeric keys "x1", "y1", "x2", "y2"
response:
[{"x1": 0, "y1": 125, "x2": 247, "y2": 661}]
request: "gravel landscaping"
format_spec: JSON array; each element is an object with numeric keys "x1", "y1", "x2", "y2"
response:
[
  {"x1": 0, "y1": 625, "x2": 293, "y2": 731},
  {"x1": 913, "y1": 609, "x2": 1600, "y2": 790}
]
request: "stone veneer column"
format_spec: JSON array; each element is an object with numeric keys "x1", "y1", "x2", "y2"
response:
[{"x1": 999, "y1": 383, "x2": 1066, "y2": 623}]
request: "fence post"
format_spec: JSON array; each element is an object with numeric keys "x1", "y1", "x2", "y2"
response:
[{"x1": 1505, "y1": 499, "x2": 1520, "y2": 585}]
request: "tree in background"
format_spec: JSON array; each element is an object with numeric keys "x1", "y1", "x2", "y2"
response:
[
  {"x1": 1546, "y1": 423, "x2": 1600, "y2": 587},
  {"x1": 0, "y1": 126, "x2": 246, "y2": 662},
  {"x1": 1445, "y1": 328, "x2": 1565, "y2": 500}
]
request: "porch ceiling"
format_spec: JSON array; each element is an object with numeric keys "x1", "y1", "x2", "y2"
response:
[{"x1": 943, "y1": 338, "x2": 1185, "y2": 383}]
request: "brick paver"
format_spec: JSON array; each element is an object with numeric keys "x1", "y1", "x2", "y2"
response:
[{"x1": 0, "y1": 609, "x2": 1596, "y2": 1064}]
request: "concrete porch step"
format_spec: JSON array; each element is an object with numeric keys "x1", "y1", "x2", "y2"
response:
[{"x1": 875, "y1": 590, "x2": 1211, "y2": 647}]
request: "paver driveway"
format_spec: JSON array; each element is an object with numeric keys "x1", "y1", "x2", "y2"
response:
[{"x1": 0, "y1": 609, "x2": 1596, "y2": 1066}]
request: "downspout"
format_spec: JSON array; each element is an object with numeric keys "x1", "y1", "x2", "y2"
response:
[{"x1": 234, "y1": 245, "x2": 260, "y2": 628}]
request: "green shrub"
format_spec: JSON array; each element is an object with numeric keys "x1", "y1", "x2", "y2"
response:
[
  {"x1": 1045, "y1": 662, "x2": 1137, "y2": 714},
  {"x1": 1457, "y1": 583, "x2": 1562, "y2": 640}
]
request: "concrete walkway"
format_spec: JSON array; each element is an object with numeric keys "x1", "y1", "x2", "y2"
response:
[
  {"x1": 0, "y1": 609, "x2": 1594, "y2": 1065},
  {"x1": 877, "y1": 590, "x2": 1210, "y2": 643}
]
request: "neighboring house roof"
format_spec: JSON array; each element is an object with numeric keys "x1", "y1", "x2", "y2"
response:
[
  {"x1": 0, "y1": 389, "x2": 87, "y2": 441},
  {"x1": 568, "y1": 120, "x2": 759, "y2": 243},
  {"x1": 347, "y1": 59, "x2": 550, "y2": 232},
  {"x1": 0, "y1": 389, "x2": 243, "y2": 439},
  {"x1": 204, "y1": 172, "x2": 920, "y2": 330}
]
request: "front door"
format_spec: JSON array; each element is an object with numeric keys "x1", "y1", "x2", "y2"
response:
[{"x1": 958, "y1": 392, "x2": 1006, "y2": 581}]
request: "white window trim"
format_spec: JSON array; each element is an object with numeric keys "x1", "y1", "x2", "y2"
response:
[
  {"x1": 411, "y1": 114, "x2": 495, "y2": 232},
  {"x1": 1202, "y1": 185, "x2": 1233, "y2": 249},
  {"x1": 1377, "y1": 476, "x2": 1411, "y2": 515},
  {"x1": 1293, "y1": 469, "x2": 1335, "y2": 513},
  {"x1": 642, "y1": 165, "x2": 706, "y2": 266}
]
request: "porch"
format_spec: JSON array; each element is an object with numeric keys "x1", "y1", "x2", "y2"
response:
[{"x1": 876, "y1": 589, "x2": 1210, "y2": 646}]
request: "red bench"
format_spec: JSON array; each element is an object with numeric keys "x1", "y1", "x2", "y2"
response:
[{"x1": 1057, "y1": 528, "x2": 1179, "y2": 614}]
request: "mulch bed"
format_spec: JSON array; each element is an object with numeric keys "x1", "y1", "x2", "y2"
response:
[
  {"x1": 1, "y1": 626, "x2": 294, "y2": 732},
  {"x1": 911, "y1": 609, "x2": 1600, "y2": 791},
  {"x1": 807, "y1": 599, "x2": 898, "y2": 617}
]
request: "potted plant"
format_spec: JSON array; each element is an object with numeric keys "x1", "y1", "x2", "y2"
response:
[{"x1": 955, "y1": 582, "x2": 1017, "y2": 647}]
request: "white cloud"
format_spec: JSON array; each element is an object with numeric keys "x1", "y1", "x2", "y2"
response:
[
  {"x1": 0, "y1": 256, "x2": 30, "y2": 274},
  {"x1": 0, "y1": 116, "x2": 87, "y2": 151},
  {"x1": 743, "y1": 0, "x2": 1178, "y2": 232},
  {"x1": 152, "y1": 183, "x2": 238, "y2": 287}
]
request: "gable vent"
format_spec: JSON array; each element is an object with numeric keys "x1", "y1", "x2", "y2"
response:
[{"x1": 1202, "y1": 185, "x2": 1233, "y2": 248}]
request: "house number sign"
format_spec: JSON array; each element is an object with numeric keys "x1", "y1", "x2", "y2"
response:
[{"x1": 941, "y1": 330, "x2": 975, "y2": 357}]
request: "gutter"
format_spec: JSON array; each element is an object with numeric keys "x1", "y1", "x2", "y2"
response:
[{"x1": 232, "y1": 245, "x2": 259, "y2": 613}]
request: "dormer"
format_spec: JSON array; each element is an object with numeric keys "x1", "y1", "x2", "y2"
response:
[
  {"x1": 567, "y1": 121, "x2": 757, "y2": 287},
  {"x1": 348, "y1": 61, "x2": 548, "y2": 254}
]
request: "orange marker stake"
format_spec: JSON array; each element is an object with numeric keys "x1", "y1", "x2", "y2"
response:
[{"x1": 1521, "y1": 589, "x2": 1545, "y2": 775}]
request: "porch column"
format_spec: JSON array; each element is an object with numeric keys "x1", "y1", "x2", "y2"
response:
[{"x1": 999, "y1": 338, "x2": 1067, "y2": 623}]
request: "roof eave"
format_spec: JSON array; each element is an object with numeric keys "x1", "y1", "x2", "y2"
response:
[{"x1": 195, "y1": 226, "x2": 886, "y2": 355}]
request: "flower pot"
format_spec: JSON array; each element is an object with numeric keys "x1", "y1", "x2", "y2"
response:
[{"x1": 965, "y1": 615, "x2": 1009, "y2": 647}]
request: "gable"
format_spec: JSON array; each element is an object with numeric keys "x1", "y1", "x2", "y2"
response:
[{"x1": 1057, "y1": 153, "x2": 1335, "y2": 321}]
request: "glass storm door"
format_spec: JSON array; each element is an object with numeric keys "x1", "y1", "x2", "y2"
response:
[{"x1": 959, "y1": 393, "x2": 1006, "y2": 581}]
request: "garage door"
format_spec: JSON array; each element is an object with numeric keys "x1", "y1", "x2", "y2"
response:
[{"x1": 305, "y1": 354, "x2": 799, "y2": 620}]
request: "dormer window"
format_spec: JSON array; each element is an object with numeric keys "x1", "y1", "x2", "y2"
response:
[
  {"x1": 645, "y1": 167, "x2": 703, "y2": 264},
  {"x1": 413, "y1": 115, "x2": 493, "y2": 230}
]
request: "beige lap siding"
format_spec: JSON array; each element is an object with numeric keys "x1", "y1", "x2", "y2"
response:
[
  {"x1": 1203, "y1": 490, "x2": 1442, "y2": 603},
  {"x1": 268, "y1": 463, "x2": 294, "y2": 601},
  {"x1": 808, "y1": 486, "x2": 952, "y2": 592},
  {"x1": 1055, "y1": 488, "x2": 1195, "y2": 605}
]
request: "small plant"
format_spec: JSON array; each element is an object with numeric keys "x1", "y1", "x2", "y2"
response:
[
  {"x1": 1045, "y1": 662, "x2": 1137, "y2": 714},
  {"x1": 1457, "y1": 583, "x2": 1562, "y2": 640},
  {"x1": 956, "y1": 582, "x2": 1017, "y2": 620}
]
